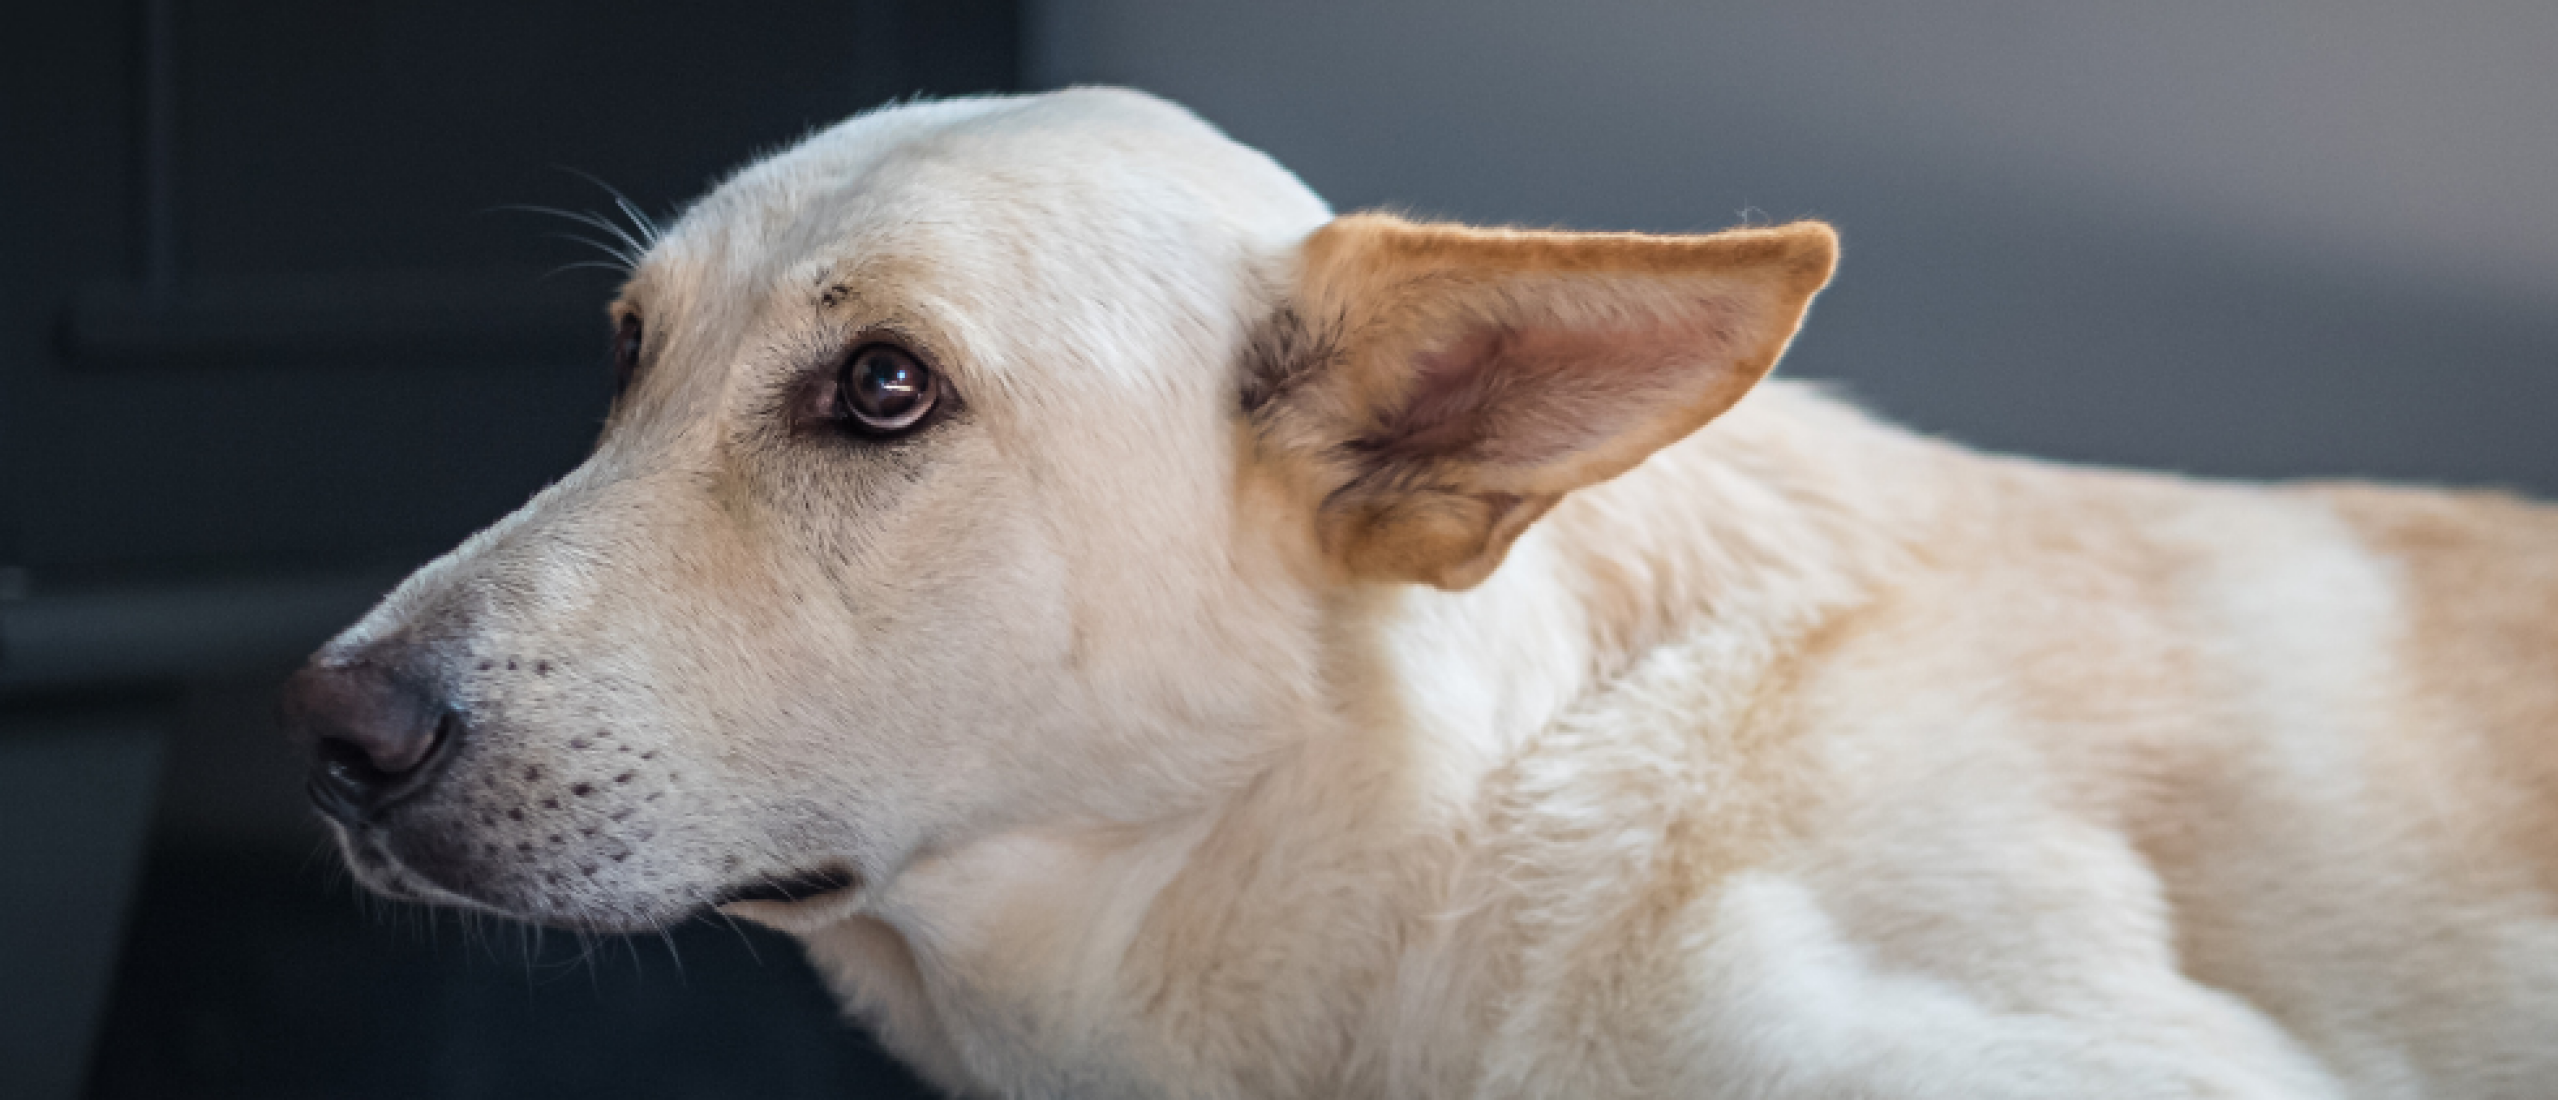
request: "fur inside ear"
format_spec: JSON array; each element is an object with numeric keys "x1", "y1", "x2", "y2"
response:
[{"x1": 1248, "y1": 213, "x2": 1838, "y2": 589}]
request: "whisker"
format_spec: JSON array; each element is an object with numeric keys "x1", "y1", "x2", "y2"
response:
[
  {"x1": 614, "y1": 197, "x2": 663, "y2": 248},
  {"x1": 677, "y1": 882, "x2": 769, "y2": 965},
  {"x1": 540, "y1": 231, "x2": 639, "y2": 271},
  {"x1": 652, "y1": 918, "x2": 688, "y2": 984},
  {"x1": 301, "y1": 833, "x2": 340, "y2": 876},
  {"x1": 506, "y1": 202, "x2": 652, "y2": 262},
  {"x1": 546, "y1": 259, "x2": 640, "y2": 281},
  {"x1": 714, "y1": 910, "x2": 763, "y2": 966},
  {"x1": 556, "y1": 166, "x2": 664, "y2": 247},
  {"x1": 500, "y1": 202, "x2": 638, "y2": 240}
]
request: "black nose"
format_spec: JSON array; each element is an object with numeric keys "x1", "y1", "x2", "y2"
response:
[{"x1": 279, "y1": 662, "x2": 458, "y2": 826}]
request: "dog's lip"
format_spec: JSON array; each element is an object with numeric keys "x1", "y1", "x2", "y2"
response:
[
  {"x1": 340, "y1": 826, "x2": 514, "y2": 915},
  {"x1": 712, "y1": 865, "x2": 860, "y2": 907},
  {"x1": 713, "y1": 864, "x2": 866, "y2": 932}
]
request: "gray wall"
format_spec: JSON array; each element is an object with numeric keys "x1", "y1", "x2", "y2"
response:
[{"x1": 1031, "y1": 0, "x2": 2558, "y2": 492}]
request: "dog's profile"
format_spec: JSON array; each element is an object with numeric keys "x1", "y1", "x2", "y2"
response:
[{"x1": 280, "y1": 89, "x2": 2558, "y2": 1098}]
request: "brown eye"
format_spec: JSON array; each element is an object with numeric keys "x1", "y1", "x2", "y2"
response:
[
  {"x1": 612, "y1": 313, "x2": 644, "y2": 395},
  {"x1": 835, "y1": 343, "x2": 938, "y2": 434}
]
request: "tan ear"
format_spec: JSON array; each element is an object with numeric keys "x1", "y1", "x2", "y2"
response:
[{"x1": 1246, "y1": 213, "x2": 1837, "y2": 590}]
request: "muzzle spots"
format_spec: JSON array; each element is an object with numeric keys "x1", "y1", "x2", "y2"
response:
[{"x1": 301, "y1": 645, "x2": 726, "y2": 926}]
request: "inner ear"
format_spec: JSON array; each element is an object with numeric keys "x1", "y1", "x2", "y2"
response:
[
  {"x1": 1377, "y1": 310, "x2": 1765, "y2": 483},
  {"x1": 1253, "y1": 214, "x2": 1838, "y2": 590}
]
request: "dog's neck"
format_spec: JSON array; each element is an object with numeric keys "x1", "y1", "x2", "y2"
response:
[
  {"x1": 810, "y1": 383, "x2": 1946, "y2": 1097},
  {"x1": 1348, "y1": 384, "x2": 1935, "y2": 803}
]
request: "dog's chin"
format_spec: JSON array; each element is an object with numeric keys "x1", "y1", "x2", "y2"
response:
[
  {"x1": 333, "y1": 830, "x2": 660, "y2": 933},
  {"x1": 337, "y1": 820, "x2": 865, "y2": 933}
]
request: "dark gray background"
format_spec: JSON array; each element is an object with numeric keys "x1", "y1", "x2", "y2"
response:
[{"x1": 1035, "y1": 0, "x2": 2558, "y2": 493}]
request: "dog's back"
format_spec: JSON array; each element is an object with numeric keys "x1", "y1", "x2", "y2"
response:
[
  {"x1": 2191, "y1": 483, "x2": 2558, "y2": 1091},
  {"x1": 1755, "y1": 423, "x2": 2558, "y2": 1096}
]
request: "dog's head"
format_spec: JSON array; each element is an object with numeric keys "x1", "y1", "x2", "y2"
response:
[{"x1": 281, "y1": 89, "x2": 1834, "y2": 934}]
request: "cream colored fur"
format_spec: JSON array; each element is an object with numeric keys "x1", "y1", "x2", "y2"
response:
[{"x1": 311, "y1": 89, "x2": 2558, "y2": 1098}]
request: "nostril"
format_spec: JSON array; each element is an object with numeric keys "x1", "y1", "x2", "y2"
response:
[
  {"x1": 281, "y1": 661, "x2": 462, "y2": 825},
  {"x1": 317, "y1": 736, "x2": 395, "y2": 793},
  {"x1": 310, "y1": 739, "x2": 391, "y2": 824}
]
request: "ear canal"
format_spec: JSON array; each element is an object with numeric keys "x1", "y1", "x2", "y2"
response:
[{"x1": 1252, "y1": 213, "x2": 1837, "y2": 590}]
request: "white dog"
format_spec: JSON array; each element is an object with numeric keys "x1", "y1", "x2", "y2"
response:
[{"x1": 281, "y1": 89, "x2": 2558, "y2": 1098}]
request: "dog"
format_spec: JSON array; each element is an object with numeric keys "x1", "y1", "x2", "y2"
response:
[{"x1": 280, "y1": 88, "x2": 2558, "y2": 1098}]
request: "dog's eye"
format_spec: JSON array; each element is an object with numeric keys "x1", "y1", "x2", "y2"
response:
[
  {"x1": 834, "y1": 343, "x2": 938, "y2": 435},
  {"x1": 612, "y1": 313, "x2": 644, "y2": 396}
]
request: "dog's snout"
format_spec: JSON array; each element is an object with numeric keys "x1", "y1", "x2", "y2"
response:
[{"x1": 280, "y1": 662, "x2": 459, "y2": 825}]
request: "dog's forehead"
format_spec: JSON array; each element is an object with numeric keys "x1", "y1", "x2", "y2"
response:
[{"x1": 657, "y1": 89, "x2": 1328, "y2": 303}]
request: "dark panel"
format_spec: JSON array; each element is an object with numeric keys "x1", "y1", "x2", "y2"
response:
[
  {"x1": 2, "y1": 0, "x2": 1019, "y2": 578},
  {"x1": 0, "y1": 715, "x2": 162, "y2": 1100},
  {"x1": 0, "y1": 5, "x2": 1017, "y2": 1097}
]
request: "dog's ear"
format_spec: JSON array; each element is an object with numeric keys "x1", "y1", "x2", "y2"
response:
[{"x1": 1247, "y1": 213, "x2": 1838, "y2": 590}]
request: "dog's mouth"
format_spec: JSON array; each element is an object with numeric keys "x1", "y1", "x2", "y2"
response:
[
  {"x1": 713, "y1": 864, "x2": 866, "y2": 933},
  {"x1": 712, "y1": 866, "x2": 861, "y2": 907}
]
